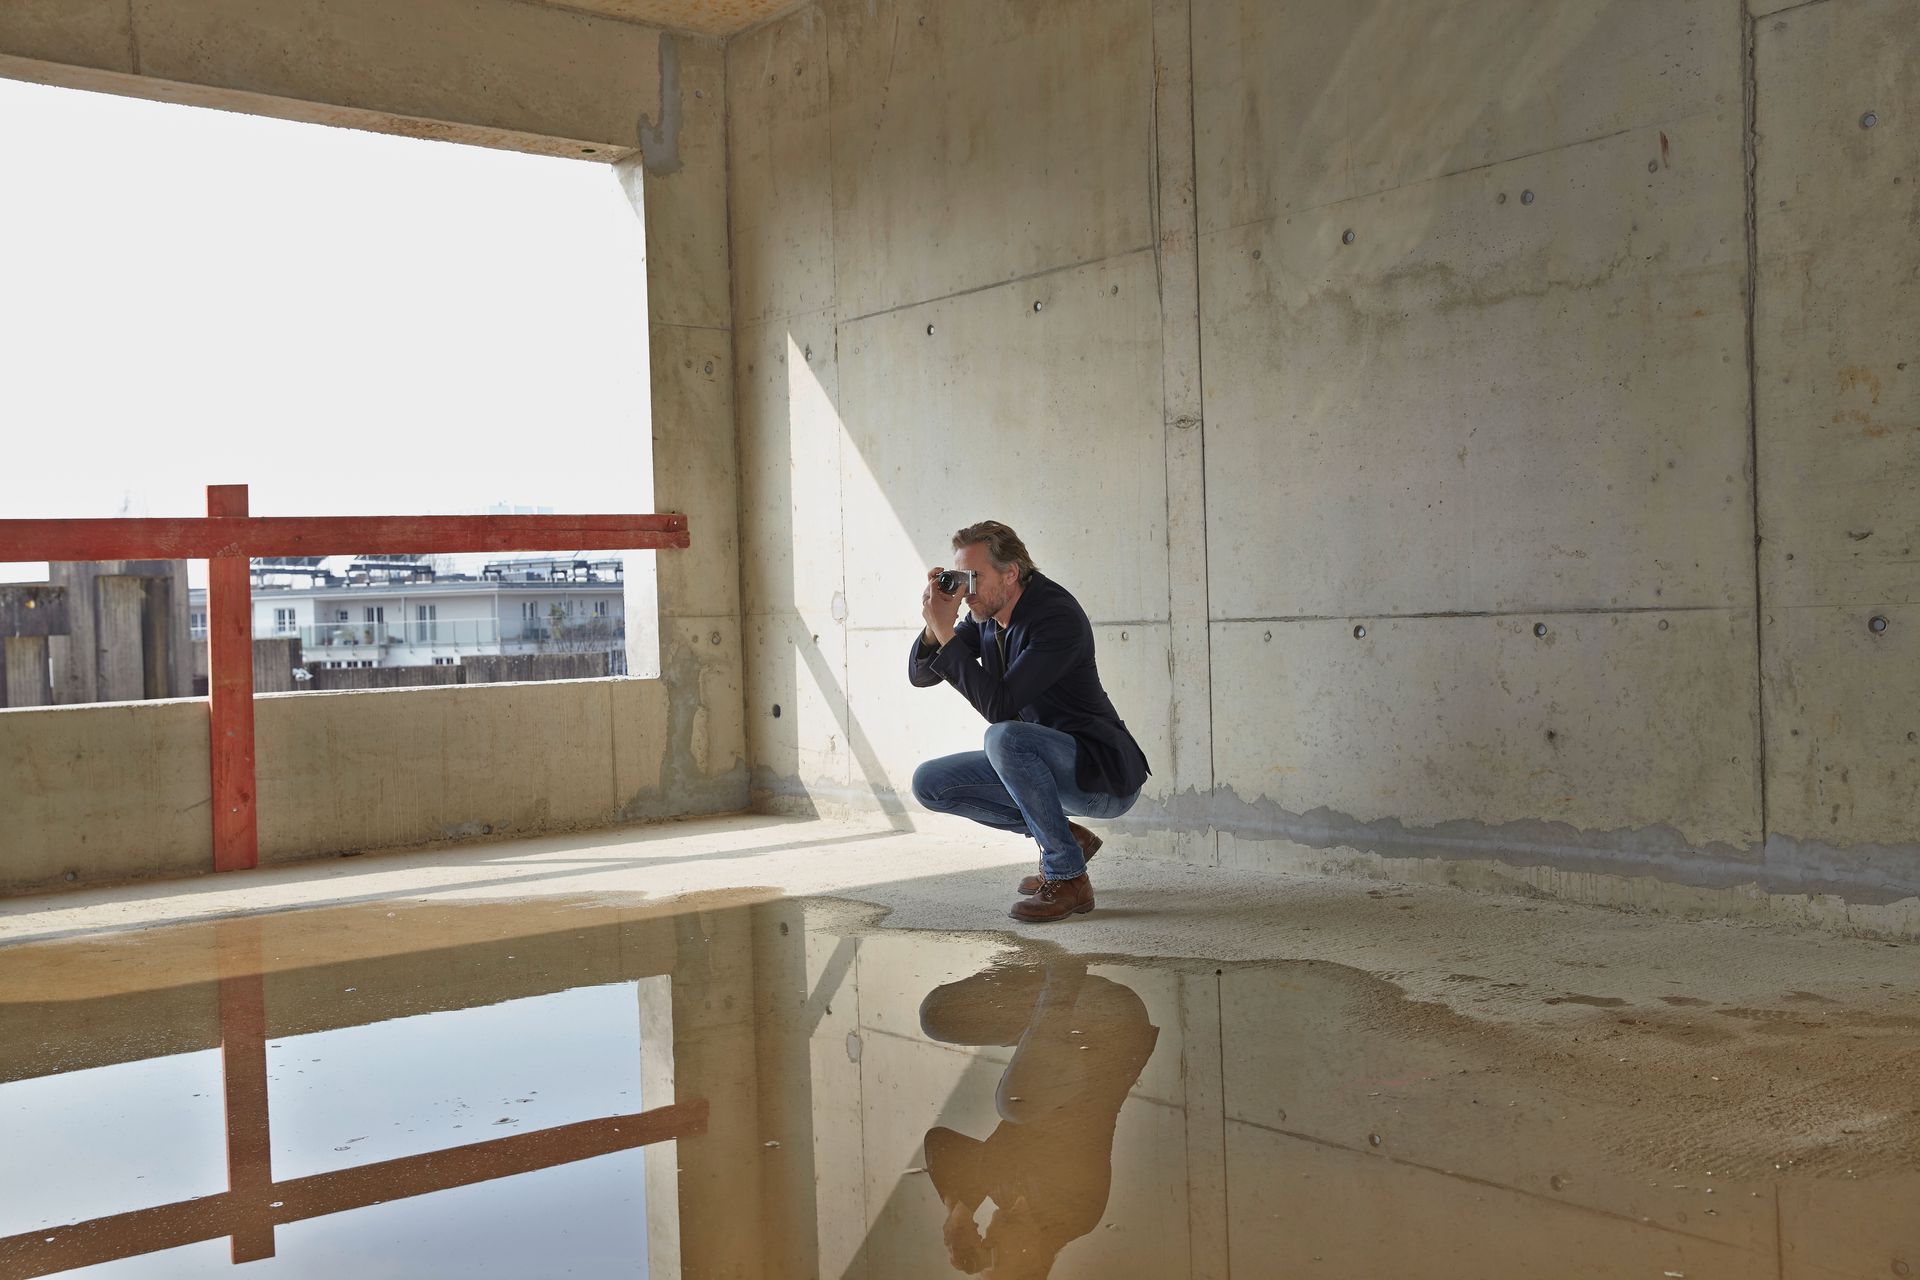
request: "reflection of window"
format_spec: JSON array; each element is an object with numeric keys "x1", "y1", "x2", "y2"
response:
[
  {"x1": 336, "y1": 610, "x2": 349, "y2": 622},
  {"x1": 273, "y1": 608, "x2": 296, "y2": 634},
  {"x1": 190, "y1": 611, "x2": 207, "y2": 638},
  {"x1": 433, "y1": 657, "x2": 455, "y2": 667},
  {"x1": 364, "y1": 606, "x2": 384, "y2": 624},
  {"x1": 593, "y1": 600, "x2": 609, "y2": 617}
]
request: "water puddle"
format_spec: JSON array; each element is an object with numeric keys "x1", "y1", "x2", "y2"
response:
[{"x1": 0, "y1": 893, "x2": 1913, "y2": 1277}]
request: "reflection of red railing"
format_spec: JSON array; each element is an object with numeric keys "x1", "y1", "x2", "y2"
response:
[
  {"x1": 0, "y1": 920, "x2": 704, "y2": 1277},
  {"x1": 0, "y1": 485, "x2": 689, "y2": 873}
]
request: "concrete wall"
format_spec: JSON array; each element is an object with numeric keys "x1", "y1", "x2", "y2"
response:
[
  {"x1": 459, "y1": 652, "x2": 613, "y2": 683},
  {"x1": 253, "y1": 638, "x2": 301, "y2": 694},
  {"x1": 0, "y1": 0, "x2": 666, "y2": 158},
  {"x1": 4, "y1": 0, "x2": 1909, "y2": 930},
  {"x1": 726, "y1": 0, "x2": 1920, "y2": 935},
  {"x1": 303, "y1": 665, "x2": 463, "y2": 692},
  {"x1": 0, "y1": 676, "x2": 724, "y2": 891},
  {"x1": 45, "y1": 561, "x2": 192, "y2": 704}
]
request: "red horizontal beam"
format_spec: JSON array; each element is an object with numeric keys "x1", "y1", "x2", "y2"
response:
[
  {"x1": 0, "y1": 1099, "x2": 707, "y2": 1278},
  {"x1": 0, "y1": 514, "x2": 690, "y2": 563}
]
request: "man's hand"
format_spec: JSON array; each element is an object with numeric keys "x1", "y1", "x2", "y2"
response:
[{"x1": 922, "y1": 567, "x2": 960, "y2": 648}]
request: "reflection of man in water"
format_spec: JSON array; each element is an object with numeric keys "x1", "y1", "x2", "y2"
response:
[{"x1": 918, "y1": 962, "x2": 1159, "y2": 1278}]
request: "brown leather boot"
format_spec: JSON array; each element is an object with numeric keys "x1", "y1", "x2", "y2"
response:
[
  {"x1": 1009, "y1": 873, "x2": 1095, "y2": 922},
  {"x1": 1017, "y1": 822, "x2": 1102, "y2": 895}
]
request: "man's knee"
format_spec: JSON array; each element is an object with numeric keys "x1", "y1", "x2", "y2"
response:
[
  {"x1": 910, "y1": 759, "x2": 943, "y2": 810},
  {"x1": 982, "y1": 719, "x2": 1030, "y2": 764}
]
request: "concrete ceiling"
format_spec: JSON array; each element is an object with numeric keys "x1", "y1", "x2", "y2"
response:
[{"x1": 542, "y1": 0, "x2": 803, "y2": 36}]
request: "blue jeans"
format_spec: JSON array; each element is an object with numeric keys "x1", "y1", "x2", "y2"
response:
[{"x1": 911, "y1": 721, "x2": 1140, "y2": 881}]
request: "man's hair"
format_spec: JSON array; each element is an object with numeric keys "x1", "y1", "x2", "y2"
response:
[{"x1": 951, "y1": 520, "x2": 1038, "y2": 586}]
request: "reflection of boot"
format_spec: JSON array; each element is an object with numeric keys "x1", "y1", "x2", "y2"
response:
[
  {"x1": 1009, "y1": 874, "x2": 1095, "y2": 923},
  {"x1": 1017, "y1": 823, "x2": 1101, "y2": 895}
]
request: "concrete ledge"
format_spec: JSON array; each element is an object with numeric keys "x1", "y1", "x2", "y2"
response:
[
  {"x1": 0, "y1": 698, "x2": 211, "y2": 890},
  {"x1": 0, "y1": 677, "x2": 747, "y2": 895},
  {"x1": 0, "y1": 0, "x2": 688, "y2": 159}
]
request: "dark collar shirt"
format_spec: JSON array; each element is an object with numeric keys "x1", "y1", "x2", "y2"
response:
[{"x1": 908, "y1": 572, "x2": 1151, "y2": 798}]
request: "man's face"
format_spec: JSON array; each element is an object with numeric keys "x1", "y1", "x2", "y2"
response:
[{"x1": 952, "y1": 543, "x2": 1017, "y2": 622}]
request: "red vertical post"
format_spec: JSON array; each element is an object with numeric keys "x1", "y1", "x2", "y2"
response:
[
  {"x1": 217, "y1": 919, "x2": 275, "y2": 1262},
  {"x1": 207, "y1": 484, "x2": 259, "y2": 872}
]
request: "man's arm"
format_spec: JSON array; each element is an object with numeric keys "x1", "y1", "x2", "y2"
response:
[
  {"x1": 908, "y1": 618, "x2": 981, "y2": 688},
  {"x1": 929, "y1": 613, "x2": 1079, "y2": 722}
]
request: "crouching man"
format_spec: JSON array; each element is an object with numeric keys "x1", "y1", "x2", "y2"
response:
[{"x1": 908, "y1": 521, "x2": 1151, "y2": 923}]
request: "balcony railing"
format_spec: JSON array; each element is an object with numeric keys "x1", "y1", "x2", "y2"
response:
[{"x1": 506, "y1": 618, "x2": 626, "y2": 644}]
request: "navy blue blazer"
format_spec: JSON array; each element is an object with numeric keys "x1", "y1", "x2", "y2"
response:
[{"x1": 908, "y1": 572, "x2": 1151, "y2": 797}]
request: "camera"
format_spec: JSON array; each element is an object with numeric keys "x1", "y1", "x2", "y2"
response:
[{"x1": 935, "y1": 569, "x2": 977, "y2": 596}]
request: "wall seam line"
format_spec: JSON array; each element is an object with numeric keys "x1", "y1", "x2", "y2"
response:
[
  {"x1": 837, "y1": 246, "x2": 1157, "y2": 327},
  {"x1": 719, "y1": 30, "x2": 752, "y2": 786},
  {"x1": 1755, "y1": 0, "x2": 1832, "y2": 19},
  {"x1": 824, "y1": 1, "x2": 855, "y2": 801},
  {"x1": 1203, "y1": 117, "x2": 1721, "y2": 242},
  {"x1": 1182, "y1": 0, "x2": 1216, "y2": 801},
  {"x1": 1742, "y1": 0, "x2": 1772, "y2": 851},
  {"x1": 1212, "y1": 604, "x2": 1739, "y2": 624}
]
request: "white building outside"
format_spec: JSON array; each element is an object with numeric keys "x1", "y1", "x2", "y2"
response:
[{"x1": 190, "y1": 557, "x2": 634, "y2": 675}]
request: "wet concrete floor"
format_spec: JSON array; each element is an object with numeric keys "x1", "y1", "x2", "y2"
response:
[{"x1": 0, "y1": 890, "x2": 1915, "y2": 1279}]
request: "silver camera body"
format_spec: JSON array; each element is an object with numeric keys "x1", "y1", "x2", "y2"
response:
[{"x1": 934, "y1": 569, "x2": 977, "y2": 596}]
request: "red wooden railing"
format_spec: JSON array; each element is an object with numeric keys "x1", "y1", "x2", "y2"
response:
[{"x1": 0, "y1": 484, "x2": 689, "y2": 872}]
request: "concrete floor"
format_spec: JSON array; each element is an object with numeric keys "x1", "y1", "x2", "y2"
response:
[{"x1": 4, "y1": 814, "x2": 1917, "y2": 1277}]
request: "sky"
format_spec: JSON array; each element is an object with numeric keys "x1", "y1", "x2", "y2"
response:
[{"x1": 0, "y1": 77, "x2": 653, "y2": 586}]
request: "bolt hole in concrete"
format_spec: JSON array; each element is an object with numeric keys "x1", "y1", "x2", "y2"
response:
[
  {"x1": 1033, "y1": 300, "x2": 1043, "y2": 312},
  {"x1": 12, "y1": 888, "x2": 1920, "y2": 1280},
  {"x1": 1497, "y1": 192, "x2": 1509, "y2": 204},
  {"x1": 1862, "y1": 111, "x2": 1878, "y2": 128},
  {"x1": 1870, "y1": 615, "x2": 1890, "y2": 634},
  {"x1": 771, "y1": 704, "x2": 782, "y2": 718},
  {"x1": 926, "y1": 323, "x2": 935, "y2": 336},
  {"x1": 1534, "y1": 622, "x2": 1550, "y2": 637},
  {"x1": 1521, "y1": 189, "x2": 1536, "y2": 205},
  {"x1": 1658, "y1": 619, "x2": 1671, "y2": 631},
  {"x1": 1342, "y1": 228, "x2": 1356, "y2": 245},
  {"x1": 1353, "y1": 624, "x2": 1367, "y2": 639}
]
